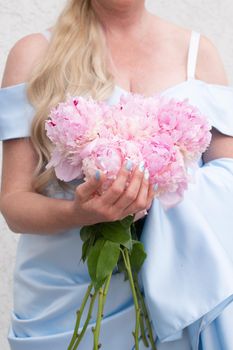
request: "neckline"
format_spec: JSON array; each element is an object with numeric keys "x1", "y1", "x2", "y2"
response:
[
  {"x1": 1, "y1": 79, "x2": 233, "y2": 94},
  {"x1": 114, "y1": 78, "x2": 233, "y2": 97}
]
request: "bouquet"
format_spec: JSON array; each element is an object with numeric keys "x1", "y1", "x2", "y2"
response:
[{"x1": 45, "y1": 92, "x2": 211, "y2": 350}]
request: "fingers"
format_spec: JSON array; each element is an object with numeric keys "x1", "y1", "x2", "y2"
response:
[
  {"x1": 120, "y1": 167, "x2": 150, "y2": 215},
  {"x1": 75, "y1": 171, "x2": 105, "y2": 202},
  {"x1": 75, "y1": 160, "x2": 156, "y2": 224},
  {"x1": 115, "y1": 163, "x2": 148, "y2": 211},
  {"x1": 100, "y1": 159, "x2": 135, "y2": 206}
]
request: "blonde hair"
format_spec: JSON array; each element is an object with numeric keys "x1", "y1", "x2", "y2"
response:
[{"x1": 27, "y1": 0, "x2": 115, "y2": 193}]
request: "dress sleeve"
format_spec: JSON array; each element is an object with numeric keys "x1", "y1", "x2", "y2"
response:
[
  {"x1": 0, "y1": 83, "x2": 35, "y2": 141},
  {"x1": 202, "y1": 84, "x2": 233, "y2": 137},
  {"x1": 140, "y1": 86, "x2": 233, "y2": 349}
]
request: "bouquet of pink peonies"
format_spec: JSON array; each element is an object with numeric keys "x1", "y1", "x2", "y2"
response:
[{"x1": 45, "y1": 92, "x2": 212, "y2": 350}]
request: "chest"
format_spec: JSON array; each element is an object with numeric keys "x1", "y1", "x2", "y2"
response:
[{"x1": 108, "y1": 37, "x2": 187, "y2": 95}]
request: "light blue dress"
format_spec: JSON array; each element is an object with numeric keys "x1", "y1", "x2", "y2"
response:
[{"x1": 1, "y1": 30, "x2": 233, "y2": 350}]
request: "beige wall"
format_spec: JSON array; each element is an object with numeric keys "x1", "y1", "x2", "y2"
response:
[{"x1": 0, "y1": 1, "x2": 233, "y2": 349}]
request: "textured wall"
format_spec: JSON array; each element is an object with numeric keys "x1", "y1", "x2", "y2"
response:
[{"x1": 0, "y1": 1, "x2": 233, "y2": 349}]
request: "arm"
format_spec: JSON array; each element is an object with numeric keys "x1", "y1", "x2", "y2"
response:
[
  {"x1": 0, "y1": 137, "x2": 78, "y2": 234},
  {"x1": 0, "y1": 35, "x2": 153, "y2": 234},
  {"x1": 197, "y1": 35, "x2": 233, "y2": 163},
  {"x1": 0, "y1": 34, "x2": 79, "y2": 234}
]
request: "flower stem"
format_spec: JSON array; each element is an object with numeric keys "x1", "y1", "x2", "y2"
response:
[
  {"x1": 102, "y1": 272, "x2": 112, "y2": 307},
  {"x1": 67, "y1": 283, "x2": 93, "y2": 350},
  {"x1": 92, "y1": 272, "x2": 112, "y2": 350},
  {"x1": 134, "y1": 273, "x2": 157, "y2": 350},
  {"x1": 93, "y1": 287, "x2": 104, "y2": 350},
  {"x1": 72, "y1": 288, "x2": 98, "y2": 350},
  {"x1": 139, "y1": 309, "x2": 149, "y2": 347},
  {"x1": 122, "y1": 248, "x2": 140, "y2": 350}
]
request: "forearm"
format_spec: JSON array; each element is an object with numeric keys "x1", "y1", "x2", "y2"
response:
[{"x1": 0, "y1": 191, "x2": 78, "y2": 235}]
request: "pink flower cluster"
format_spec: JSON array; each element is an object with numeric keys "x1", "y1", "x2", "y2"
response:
[{"x1": 45, "y1": 93, "x2": 211, "y2": 209}]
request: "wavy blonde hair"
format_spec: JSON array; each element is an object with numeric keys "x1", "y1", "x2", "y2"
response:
[{"x1": 27, "y1": 0, "x2": 115, "y2": 194}]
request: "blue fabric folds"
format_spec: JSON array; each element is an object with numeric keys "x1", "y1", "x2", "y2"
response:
[
  {"x1": 0, "y1": 83, "x2": 34, "y2": 140},
  {"x1": 141, "y1": 157, "x2": 233, "y2": 350}
]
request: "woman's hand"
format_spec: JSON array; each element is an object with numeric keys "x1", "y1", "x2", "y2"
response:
[{"x1": 71, "y1": 160, "x2": 155, "y2": 226}]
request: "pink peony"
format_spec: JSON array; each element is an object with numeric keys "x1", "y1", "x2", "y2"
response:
[
  {"x1": 111, "y1": 93, "x2": 160, "y2": 141},
  {"x1": 157, "y1": 98, "x2": 212, "y2": 162},
  {"x1": 82, "y1": 137, "x2": 143, "y2": 192},
  {"x1": 45, "y1": 94, "x2": 111, "y2": 181},
  {"x1": 45, "y1": 92, "x2": 211, "y2": 209}
]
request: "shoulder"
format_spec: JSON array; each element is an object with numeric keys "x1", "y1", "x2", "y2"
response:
[
  {"x1": 150, "y1": 15, "x2": 229, "y2": 86},
  {"x1": 196, "y1": 34, "x2": 229, "y2": 85},
  {"x1": 1, "y1": 32, "x2": 50, "y2": 88},
  {"x1": 151, "y1": 16, "x2": 191, "y2": 49}
]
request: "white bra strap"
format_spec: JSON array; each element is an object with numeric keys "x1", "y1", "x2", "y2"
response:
[
  {"x1": 187, "y1": 30, "x2": 201, "y2": 80},
  {"x1": 41, "y1": 29, "x2": 52, "y2": 42}
]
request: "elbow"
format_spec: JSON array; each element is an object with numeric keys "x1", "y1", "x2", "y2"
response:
[
  {"x1": 0, "y1": 214, "x2": 21, "y2": 234},
  {"x1": 0, "y1": 196, "x2": 21, "y2": 234},
  {"x1": 6, "y1": 222, "x2": 21, "y2": 234}
]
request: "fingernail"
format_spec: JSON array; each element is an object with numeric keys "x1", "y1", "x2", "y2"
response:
[
  {"x1": 144, "y1": 168, "x2": 150, "y2": 180},
  {"x1": 125, "y1": 159, "x2": 133, "y2": 171},
  {"x1": 95, "y1": 170, "x2": 100, "y2": 181},
  {"x1": 153, "y1": 183, "x2": 158, "y2": 192},
  {"x1": 138, "y1": 161, "x2": 145, "y2": 172}
]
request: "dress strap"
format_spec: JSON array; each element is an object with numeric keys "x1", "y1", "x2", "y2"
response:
[
  {"x1": 187, "y1": 30, "x2": 201, "y2": 80},
  {"x1": 41, "y1": 29, "x2": 52, "y2": 42}
]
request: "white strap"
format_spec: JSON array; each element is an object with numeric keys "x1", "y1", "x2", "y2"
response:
[
  {"x1": 41, "y1": 29, "x2": 52, "y2": 42},
  {"x1": 187, "y1": 30, "x2": 201, "y2": 80}
]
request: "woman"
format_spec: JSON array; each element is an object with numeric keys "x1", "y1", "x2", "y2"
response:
[{"x1": 1, "y1": 0, "x2": 233, "y2": 349}]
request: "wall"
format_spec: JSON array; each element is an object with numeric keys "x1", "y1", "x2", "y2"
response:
[{"x1": 0, "y1": 1, "x2": 233, "y2": 349}]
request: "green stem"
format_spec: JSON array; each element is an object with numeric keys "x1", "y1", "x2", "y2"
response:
[
  {"x1": 139, "y1": 309, "x2": 149, "y2": 348},
  {"x1": 134, "y1": 273, "x2": 157, "y2": 350},
  {"x1": 67, "y1": 283, "x2": 93, "y2": 350},
  {"x1": 102, "y1": 272, "x2": 112, "y2": 307},
  {"x1": 122, "y1": 248, "x2": 140, "y2": 350},
  {"x1": 72, "y1": 288, "x2": 98, "y2": 350},
  {"x1": 120, "y1": 247, "x2": 129, "y2": 268},
  {"x1": 92, "y1": 272, "x2": 112, "y2": 350},
  {"x1": 93, "y1": 287, "x2": 104, "y2": 350}
]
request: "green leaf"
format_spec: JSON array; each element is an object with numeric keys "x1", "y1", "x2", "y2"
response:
[
  {"x1": 130, "y1": 222, "x2": 138, "y2": 240},
  {"x1": 121, "y1": 239, "x2": 133, "y2": 250},
  {"x1": 100, "y1": 221, "x2": 131, "y2": 243},
  {"x1": 117, "y1": 256, "x2": 129, "y2": 281},
  {"x1": 87, "y1": 238, "x2": 120, "y2": 288},
  {"x1": 94, "y1": 277, "x2": 108, "y2": 290},
  {"x1": 87, "y1": 239, "x2": 105, "y2": 282},
  {"x1": 80, "y1": 228, "x2": 97, "y2": 262},
  {"x1": 129, "y1": 242, "x2": 147, "y2": 273},
  {"x1": 80, "y1": 226, "x2": 93, "y2": 242},
  {"x1": 81, "y1": 239, "x2": 90, "y2": 262},
  {"x1": 96, "y1": 241, "x2": 120, "y2": 282},
  {"x1": 120, "y1": 215, "x2": 135, "y2": 228}
]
